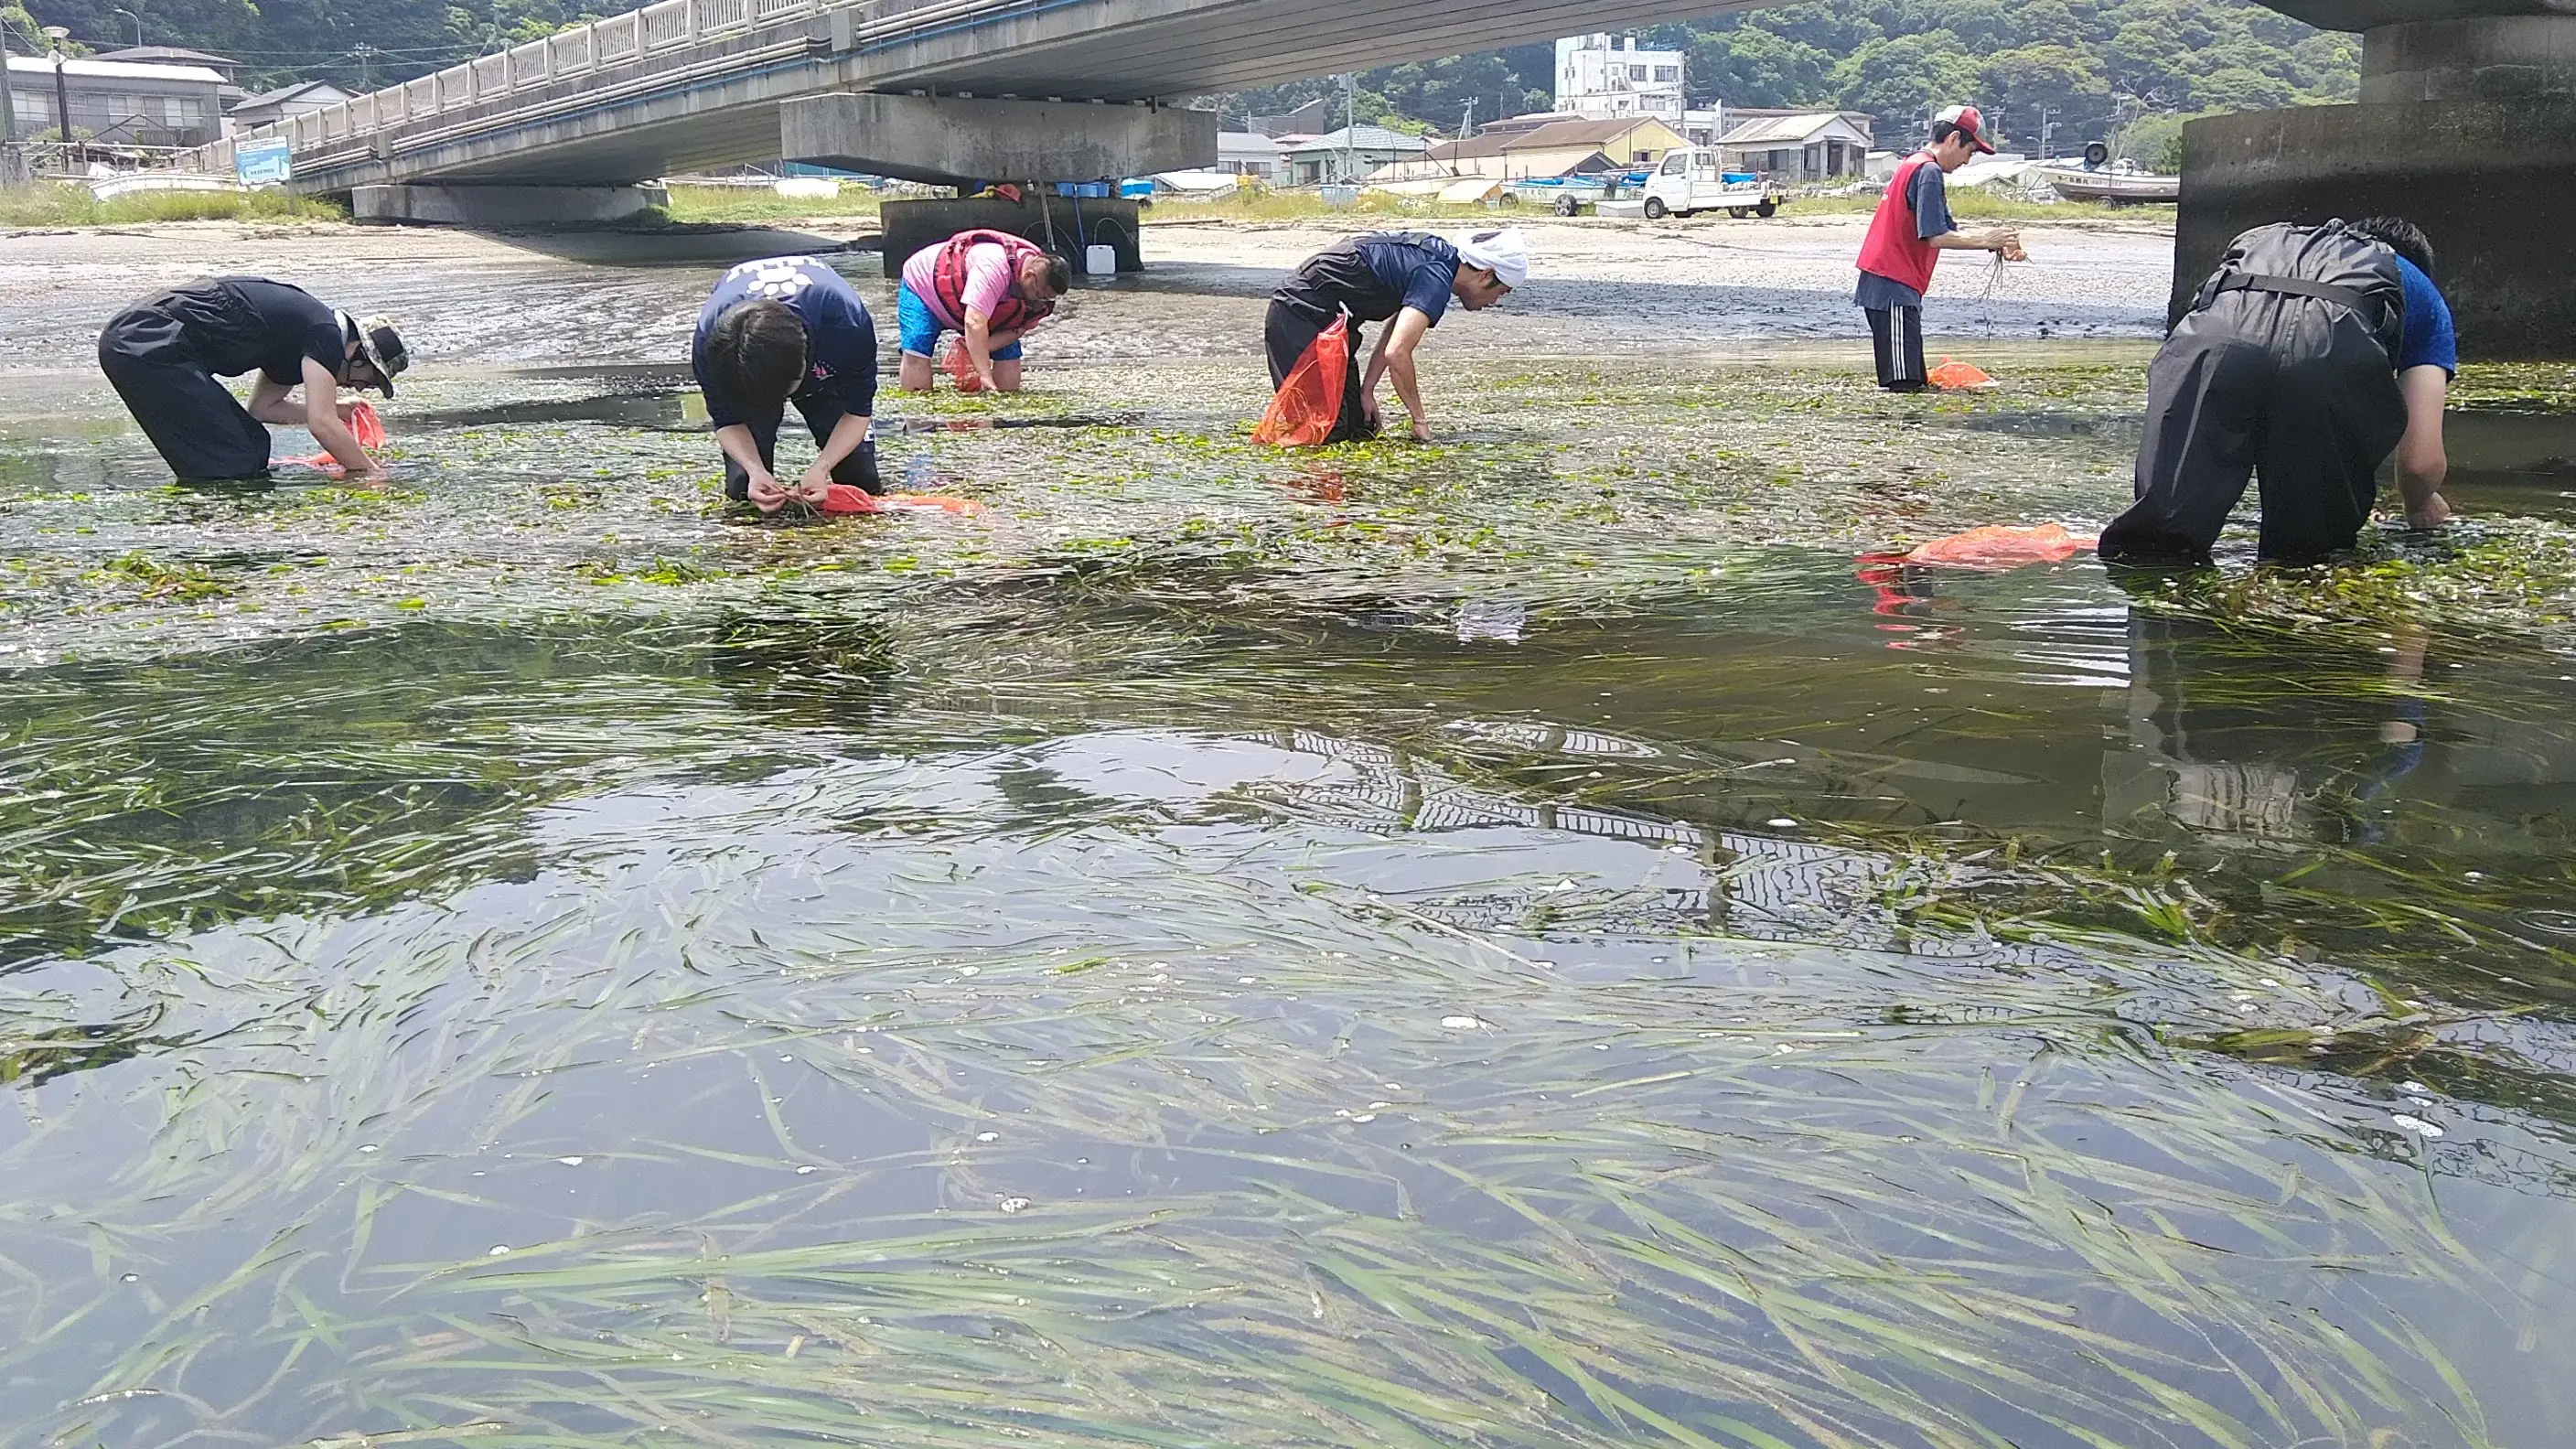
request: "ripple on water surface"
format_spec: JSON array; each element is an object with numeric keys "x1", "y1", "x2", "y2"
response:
[{"x1": 7, "y1": 346, "x2": 2576, "y2": 1447}]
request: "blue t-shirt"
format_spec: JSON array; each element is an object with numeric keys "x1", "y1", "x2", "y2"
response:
[
  {"x1": 1357, "y1": 233, "x2": 1460, "y2": 326},
  {"x1": 1853, "y1": 161, "x2": 1955, "y2": 310},
  {"x1": 691, "y1": 256, "x2": 878, "y2": 429},
  {"x1": 2393, "y1": 256, "x2": 2456, "y2": 376}
]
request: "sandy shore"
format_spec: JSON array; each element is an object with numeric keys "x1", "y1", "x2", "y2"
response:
[{"x1": 0, "y1": 211, "x2": 2174, "y2": 376}]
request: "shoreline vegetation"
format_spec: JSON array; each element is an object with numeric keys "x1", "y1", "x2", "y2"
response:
[
  {"x1": 0, "y1": 178, "x2": 2166, "y2": 234},
  {"x1": 653, "y1": 182, "x2": 2160, "y2": 230},
  {"x1": 0, "y1": 182, "x2": 347, "y2": 229}
]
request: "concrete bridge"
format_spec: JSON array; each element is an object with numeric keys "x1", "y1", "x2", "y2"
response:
[
  {"x1": 2179, "y1": 0, "x2": 2576, "y2": 358},
  {"x1": 171, "y1": 0, "x2": 1759, "y2": 226}
]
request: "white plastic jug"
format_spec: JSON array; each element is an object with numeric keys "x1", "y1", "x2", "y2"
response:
[{"x1": 1085, "y1": 243, "x2": 1116, "y2": 277}]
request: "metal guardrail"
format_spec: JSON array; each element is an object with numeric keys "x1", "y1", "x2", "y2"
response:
[{"x1": 165, "y1": 0, "x2": 1059, "y2": 178}]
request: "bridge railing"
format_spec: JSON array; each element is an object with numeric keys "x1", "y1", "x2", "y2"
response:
[{"x1": 166, "y1": 0, "x2": 1050, "y2": 178}]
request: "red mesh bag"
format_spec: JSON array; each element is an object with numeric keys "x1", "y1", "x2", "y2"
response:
[
  {"x1": 820, "y1": 483, "x2": 983, "y2": 516},
  {"x1": 274, "y1": 400, "x2": 389, "y2": 471},
  {"x1": 1251, "y1": 317, "x2": 1350, "y2": 447},
  {"x1": 944, "y1": 339, "x2": 984, "y2": 392},
  {"x1": 1903, "y1": 523, "x2": 2095, "y2": 570}
]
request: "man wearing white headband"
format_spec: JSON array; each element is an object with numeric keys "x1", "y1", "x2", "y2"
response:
[{"x1": 1264, "y1": 226, "x2": 1525, "y2": 443}]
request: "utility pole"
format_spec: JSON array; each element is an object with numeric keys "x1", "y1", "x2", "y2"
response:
[
  {"x1": 2038, "y1": 106, "x2": 2055, "y2": 160},
  {"x1": 1340, "y1": 71, "x2": 1355, "y2": 185},
  {"x1": 46, "y1": 27, "x2": 73, "y2": 156},
  {"x1": 0, "y1": 21, "x2": 20, "y2": 185}
]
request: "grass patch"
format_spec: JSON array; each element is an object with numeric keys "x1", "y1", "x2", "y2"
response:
[
  {"x1": 659, "y1": 182, "x2": 886, "y2": 225},
  {"x1": 0, "y1": 180, "x2": 345, "y2": 227}
]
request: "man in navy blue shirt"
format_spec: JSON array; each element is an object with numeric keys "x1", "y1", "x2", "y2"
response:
[
  {"x1": 1264, "y1": 228, "x2": 1527, "y2": 443},
  {"x1": 2101, "y1": 216, "x2": 2457, "y2": 563},
  {"x1": 691, "y1": 256, "x2": 880, "y2": 512}
]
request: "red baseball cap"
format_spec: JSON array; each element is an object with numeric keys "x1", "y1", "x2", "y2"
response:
[{"x1": 1937, "y1": 104, "x2": 1997, "y2": 155}]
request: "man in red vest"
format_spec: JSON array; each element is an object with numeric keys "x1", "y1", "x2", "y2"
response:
[
  {"x1": 896, "y1": 229, "x2": 1071, "y2": 394},
  {"x1": 1854, "y1": 104, "x2": 2026, "y2": 392}
]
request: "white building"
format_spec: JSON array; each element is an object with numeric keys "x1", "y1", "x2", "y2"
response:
[{"x1": 1553, "y1": 34, "x2": 1685, "y2": 123}]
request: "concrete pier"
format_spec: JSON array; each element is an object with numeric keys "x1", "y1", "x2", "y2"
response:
[
  {"x1": 352, "y1": 183, "x2": 671, "y2": 227},
  {"x1": 2175, "y1": 11, "x2": 2576, "y2": 360},
  {"x1": 880, "y1": 194, "x2": 1144, "y2": 276}
]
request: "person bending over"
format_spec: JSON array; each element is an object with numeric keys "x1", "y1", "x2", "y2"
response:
[
  {"x1": 692, "y1": 255, "x2": 881, "y2": 513},
  {"x1": 98, "y1": 276, "x2": 405, "y2": 479},
  {"x1": 2099, "y1": 215, "x2": 2455, "y2": 564},
  {"x1": 1264, "y1": 227, "x2": 1527, "y2": 443},
  {"x1": 895, "y1": 229, "x2": 1069, "y2": 393}
]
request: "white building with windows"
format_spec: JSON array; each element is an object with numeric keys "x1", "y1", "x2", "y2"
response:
[
  {"x1": 1553, "y1": 34, "x2": 1685, "y2": 123},
  {"x1": 5, "y1": 54, "x2": 226, "y2": 148}
]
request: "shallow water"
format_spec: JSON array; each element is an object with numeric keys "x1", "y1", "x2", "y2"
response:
[{"x1": 8, "y1": 249, "x2": 2576, "y2": 1448}]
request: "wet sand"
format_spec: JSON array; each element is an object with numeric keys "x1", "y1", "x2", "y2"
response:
[{"x1": 0, "y1": 211, "x2": 2173, "y2": 378}]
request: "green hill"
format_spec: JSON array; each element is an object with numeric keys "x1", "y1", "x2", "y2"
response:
[{"x1": 1215, "y1": 0, "x2": 2357, "y2": 155}]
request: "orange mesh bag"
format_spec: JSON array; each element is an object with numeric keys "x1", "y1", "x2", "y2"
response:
[
  {"x1": 1927, "y1": 357, "x2": 1996, "y2": 390},
  {"x1": 1251, "y1": 317, "x2": 1350, "y2": 447},
  {"x1": 944, "y1": 339, "x2": 985, "y2": 392},
  {"x1": 274, "y1": 401, "x2": 389, "y2": 471},
  {"x1": 1903, "y1": 522, "x2": 2095, "y2": 570},
  {"x1": 820, "y1": 483, "x2": 984, "y2": 516}
]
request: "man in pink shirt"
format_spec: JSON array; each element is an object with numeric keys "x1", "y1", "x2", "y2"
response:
[{"x1": 896, "y1": 228, "x2": 1071, "y2": 393}]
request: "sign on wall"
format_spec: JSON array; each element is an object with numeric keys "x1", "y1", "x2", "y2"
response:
[{"x1": 235, "y1": 137, "x2": 292, "y2": 186}]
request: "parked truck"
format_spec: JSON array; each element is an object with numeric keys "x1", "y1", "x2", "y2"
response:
[{"x1": 1640, "y1": 148, "x2": 1787, "y2": 220}]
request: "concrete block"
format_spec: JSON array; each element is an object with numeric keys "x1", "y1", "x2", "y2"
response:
[
  {"x1": 2363, "y1": 16, "x2": 2576, "y2": 102},
  {"x1": 780, "y1": 92, "x2": 1214, "y2": 186},
  {"x1": 2174, "y1": 97, "x2": 2576, "y2": 360},
  {"x1": 351, "y1": 183, "x2": 671, "y2": 227},
  {"x1": 881, "y1": 195, "x2": 1143, "y2": 278}
]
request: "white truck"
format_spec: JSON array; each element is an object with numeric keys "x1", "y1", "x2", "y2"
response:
[{"x1": 1640, "y1": 148, "x2": 1787, "y2": 220}]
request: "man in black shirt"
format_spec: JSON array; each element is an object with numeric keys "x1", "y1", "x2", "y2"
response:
[
  {"x1": 1265, "y1": 228, "x2": 1527, "y2": 443},
  {"x1": 99, "y1": 277, "x2": 407, "y2": 480}
]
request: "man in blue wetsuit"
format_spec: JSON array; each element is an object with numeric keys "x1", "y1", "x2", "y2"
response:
[
  {"x1": 2100, "y1": 216, "x2": 2457, "y2": 563},
  {"x1": 1264, "y1": 227, "x2": 1527, "y2": 443},
  {"x1": 691, "y1": 255, "x2": 881, "y2": 513}
]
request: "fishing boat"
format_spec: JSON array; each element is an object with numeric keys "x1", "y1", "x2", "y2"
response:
[{"x1": 2041, "y1": 160, "x2": 2179, "y2": 205}]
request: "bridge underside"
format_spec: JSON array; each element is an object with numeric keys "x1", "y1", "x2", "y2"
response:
[{"x1": 275, "y1": 0, "x2": 1766, "y2": 195}]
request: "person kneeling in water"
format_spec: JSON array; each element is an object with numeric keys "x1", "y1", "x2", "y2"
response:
[
  {"x1": 2099, "y1": 215, "x2": 2455, "y2": 564},
  {"x1": 692, "y1": 255, "x2": 881, "y2": 513},
  {"x1": 1263, "y1": 227, "x2": 1528, "y2": 443},
  {"x1": 895, "y1": 229, "x2": 1070, "y2": 394},
  {"x1": 98, "y1": 277, "x2": 405, "y2": 479}
]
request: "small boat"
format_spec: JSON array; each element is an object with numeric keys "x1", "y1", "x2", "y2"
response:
[{"x1": 2041, "y1": 160, "x2": 2178, "y2": 205}]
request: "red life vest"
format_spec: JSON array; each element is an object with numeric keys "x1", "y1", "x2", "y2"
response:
[
  {"x1": 1856, "y1": 151, "x2": 1944, "y2": 297},
  {"x1": 929, "y1": 229, "x2": 1055, "y2": 334}
]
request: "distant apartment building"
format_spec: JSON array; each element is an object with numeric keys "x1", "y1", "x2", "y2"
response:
[
  {"x1": 5, "y1": 54, "x2": 225, "y2": 147},
  {"x1": 1553, "y1": 34, "x2": 1685, "y2": 123}
]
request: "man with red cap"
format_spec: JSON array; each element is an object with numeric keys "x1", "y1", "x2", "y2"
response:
[{"x1": 1853, "y1": 104, "x2": 2027, "y2": 392}]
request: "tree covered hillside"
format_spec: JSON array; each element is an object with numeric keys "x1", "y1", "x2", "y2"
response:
[
  {"x1": 13, "y1": 0, "x2": 2356, "y2": 145},
  {"x1": 14, "y1": 0, "x2": 616, "y2": 90},
  {"x1": 1220, "y1": 0, "x2": 2357, "y2": 147}
]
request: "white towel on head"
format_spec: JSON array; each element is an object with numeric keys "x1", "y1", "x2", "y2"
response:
[{"x1": 1454, "y1": 227, "x2": 1530, "y2": 287}]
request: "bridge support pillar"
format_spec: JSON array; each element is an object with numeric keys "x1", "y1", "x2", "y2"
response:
[
  {"x1": 350, "y1": 183, "x2": 671, "y2": 227},
  {"x1": 2175, "y1": 15, "x2": 2576, "y2": 360},
  {"x1": 880, "y1": 194, "x2": 1144, "y2": 277}
]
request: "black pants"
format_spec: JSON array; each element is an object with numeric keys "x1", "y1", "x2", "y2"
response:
[
  {"x1": 724, "y1": 394, "x2": 881, "y2": 500},
  {"x1": 98, "y1": 295, "x2": 273, "y2": 480},
  {"x1": 1865, "y1": 305, "x2": 1927, "y2": 392},
  {"x1": 2099, "y1": 292, "x2": 2406, "y2": 564},
  {"x1": 1261, "y1": 301, "x2": 1379, "y2": 445}
]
